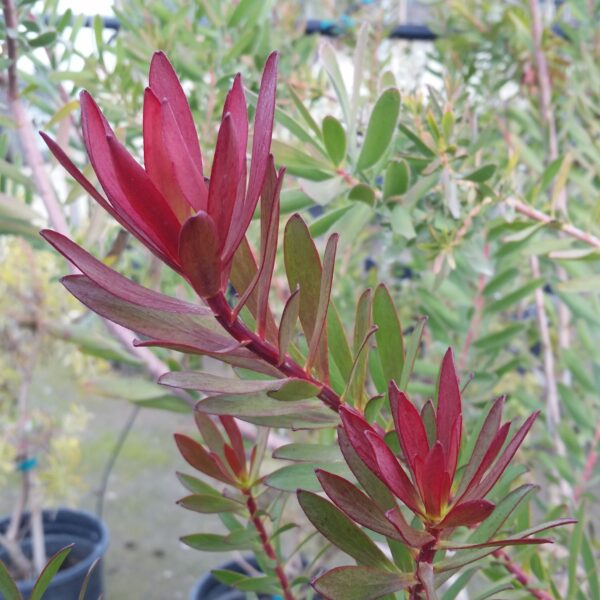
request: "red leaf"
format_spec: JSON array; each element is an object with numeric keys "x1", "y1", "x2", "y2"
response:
[
  {"x1": 220, "y1": 416, "x2": 245, "y2": 466},
  {"x1": 446, "y1": 414, "x2": 462, "y2": 482},
  {"x1": 467, "y1": 412, "x2": 540, "y2": 501},
  {"x1": 41, "y1": 230, "x2": 209, "y2": 314},
  {"x1": 339, "y1": 406, "x2": 379, "y2": 475},
  {"x1": 389, "y1": 383, "x2": 429, "y2": 476},
  {"x1": 436, "y1": 348, "x2": 462, "y2": 454},
  {"x1": 458, "y1": 421, "x2": 511, "y2": 502},
  {"x1": 414, "y1": 441, "x2": 447, "y2": 517},
  {"x1": 384, "y1": 507, "x2": 435, "y2": 548},
  {"x1": 40, "y1": 132, "x2": 175, "y2": 268},
  {"x1": 222, "y1": 73, "x2": 248, "y2": 177},
  {"x1": 223, "y1": 443, "x2": 244, "y2": 478},
  {"x1": 174, "y1": 433, "x2": 233, "y2": 484},
  {"x1": 364, "y1": 431, "x2": 421, "y2": 514},
  {"x1": 224, "y1": 51, "x2": 278, "y2": 262},
  {"x1": 316, "y1": 470, "x2": 402, "y2": 541},
  {"x1": 143, "y1": 89, "x2": 194, "y2": 221},
  {"x1": 438, "y1": 499, "x2": 495, "y2": 528},
  {"x1": 178, "y1": 211, "x2": 222, "y2": 298},
  {"x1": 207, "y1": 114, "x2": 242, "y2": 248},
  {"x1": 80, "y1": 92, "x2": 181, "y2": 262},
  {"x1": 456, "y1": 396, "x2": 505, "y2": 498},
  {"x1": 148, "y1": 51, "x2": 204, "y2": 177}
]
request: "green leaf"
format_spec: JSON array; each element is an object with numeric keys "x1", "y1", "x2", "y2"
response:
[
  {"x1": 0, "y1": 159, "x2": 34, "y2": 189},
  {"x1": 567, "y1": 510, "x2": 584, "y2": 600},
  {"x1": 297, "y1": 491, "x2": 395, "y2": 569},
  {"x1": 320, "y1": 43, "x2": 351, "y2": 126},
  {"x1": 287, "y1": 84, "x2": 323, "y2": 139},
  {"x1": 383, "y1": 160, "x2": 410, "y2": 198},
  {"x1": 483, "y1": 267, "x2": 520, "y2": 297},
  {"x1": 273, "y1": 443, "x2": 342, "y2": 463},
  {"x1": 28, "y1": 30, "x2": 57, "y2": 47},
  {"x1": 266, "y1": 462, "x2": 348, "y2": 492},
  {"x1": 271, "y1": 140, "x2": 331, "y2": 181},
  {"x1": 356, "y1": 88, "x2": 401, "y2": 170},
  {"x1": 212, "y1": 570, "x2": 280, "y2": 594},
  {"x1": 372, "y1": 284, "x2": 404, "y2": 385},
  {"x1": 176, "y1": 472, "x2": 222, "y2": 496},
  {"x1": 398, "y1": 317, "x2": 427, "y2": 391},
  {"x1": 390, "y1": 204, "x2": 416, "y2": 240},
  {"x1": 473, "y1": 324, "x2": 525, "y2": 352},
  {"x1": 323, "y1": 116, "x2": 347, "y2": 166},
  {"x1": 278, "y1": 288, "x2": 300, "y2": 362},
  {"x1": 348, "y1": 184, "x2": 375, "y2": 206},
  {"x1": 195, "y1": 394, "x2": 338, "y2": 429},
  {"x1": 178, "y1": 494, "x2": 244, "y2": 514},
  {"x1": 284, "y1": 215, "x2": 329, "y2": 380},
  {"x1": 313, "y1": 566, "x2": 413, "y2": 600},
  {"x1": 30, "y1": 545, "x2": 73, "y2": 600},
  {"x1": 181, "y1": 529, "x2": 257, "y2": 552},
  {"x1": 462, "y1": 164, "x2": 496, "y2": 183},
  {"x1": 327, "y1": 301, "x2": 354, "y2": 382},
  {"x1": 483, "y1": 278, "x2": 544, "y2": 315},
  {"x1": 398, "y1": 124, "x2": 436, "y2": 157},
  {"x1": 309, "y1": 206, "x2": 352, "y2": 237},
  {"x1": 0, "y1": 559, "x2": 22, "y2": 600}
]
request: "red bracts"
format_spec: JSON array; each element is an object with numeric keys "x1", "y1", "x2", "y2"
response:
[
  {"x1": 41, "y1": 51, "x2": 278, "y2": 298},
  {"x1": 339, "y1": 348, "x2": 540, "y2": 529}
]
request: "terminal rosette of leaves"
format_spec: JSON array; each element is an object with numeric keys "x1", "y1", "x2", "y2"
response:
[{"x1": 298, "y1": 349, "x2": 576, "y2": 600}]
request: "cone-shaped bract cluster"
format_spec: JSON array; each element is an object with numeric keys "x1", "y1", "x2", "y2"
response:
[
  {"x1": 42, "y1": 51, "x2": 279, "y2": 298},
  {"x1": 336, "y1": 348, "x2": 540, "y2": 534}
]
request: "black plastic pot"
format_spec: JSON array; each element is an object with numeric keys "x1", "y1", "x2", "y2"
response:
[
  {"x1": 190, "y1": 557, "x2": 275, "y2": 600},
  {"x1": 0, "y1": 508, "x2": 109, "y2": 600}
]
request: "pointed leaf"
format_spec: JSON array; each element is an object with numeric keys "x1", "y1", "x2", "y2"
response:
[
  {"x1": 181, "y1": 530, "x2": 257, "y2": 552},
  {"x1": 30, "y1": 545, "x2": 73, "y2": 600},
  {"x1": 174, "y1": 433, "x2": 233, "y2": 484},
  {"x1": 438, "y1": 500, "x2": 495, "y2": 529},
  {"x1": 0, "y1": 559, "x2": 22, "y2": 600},
  {"x1": 385, "y1": 507, "x2": 435, "y2": 548},
  {"x1": 297, "y1": 491, "x2": 395, "y2": 569},
  {"x1": 327, "y1": 301, "x2": 354, "y2": 381},
  {"x1": 278, "y1": 288, "x2": 300, "y2": 363},
  {"x1": 316, "y1": 470, "x2": 403, "y2": 540},
  {"x1": 436, "y1": 348, "x2": 461, "y2": 455},
  {"x1": 313, "y1": 566, "x2": 413, "y2": 600},
  {"x1": 267, "y1": 463, "x2": 348, "y2": 492},
  {"x1": 398, "y1": 317, "x2": 427, "y2": 391}
]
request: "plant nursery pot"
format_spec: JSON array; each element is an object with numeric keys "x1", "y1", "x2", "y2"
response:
[
  {"x1": 190, "y1": 557, "x2": 275, "y2": 600},
  {"x1": 0, "y1": 508, "x2": 109, "y2": 600}
]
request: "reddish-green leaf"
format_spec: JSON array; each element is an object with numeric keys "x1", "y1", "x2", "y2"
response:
[
  {"x1": 278, "y1": 287, "x2": 300, "y2": 363},
  {"x1": 327, "y1": 301, "x2": 353, "y2": 381},
  {"x1": 284, "y1": 215, "x2": 329, "y2": 379},
  {"x1": 297, "y1": 491, "x2": 395, "y2": 570},
  {"x1": 372, "y1": 284, "x2": 404, "y2": 385},
  {"x1": 338, "y1": 427, "x2": 396, "y2": 511},
  {"x1": 306, "y1": 234, "x2": 338, "y2": 373},
  {"x1": 196, "y1": 394, "x2": 338, "y2": 429},
  {"x1": 316, "y1": 470, "x2": 403, "y2": 540},
  {"x1": 313, "y1": 566, "x2": 413, "y2": 600},
  {"x1": 438, "y1": 499, "x2": 495, "y2": 529},
  {"x1": 385, "y1": 507, "x2": 434, "y2": 548},
  {"x1": 174, "y1": 433, "x2": 233, "y2": 484},
  {"x1": 177, "y1": 494, "x2": 243, "y2": 514},
  {"x1": 61, "y1": 275, "x2": 240, "y2": 355}
]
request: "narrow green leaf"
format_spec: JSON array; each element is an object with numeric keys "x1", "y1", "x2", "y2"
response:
[
  {"x1": 309, "y1": 206, "x2": 352, "y2": 237},
  {"x1": 30, "y1": 545, "x2": 73, "y2": 600},
  {"x1": 327, "y1": 301, "x2": 354, "y2": 381},
  {"x1": 178, "y1": 494, "x2": 243, "y2": 514},
  {"x1": 356, "y1": 88, "x2": 401, "y2": 170},
  {"x1": 483, "y1": 278, "x2": 544, "y2": 315},
  {"x1": 176, "y1": 472, "x2": 222, "y2": 496},
  {"x1": 372, "y1": 284, "x2": 404, "y2": 385},
  {"x1": 473, "y1": 324, "x2": 525, "y2": 352},
  {"x1": 0, "y1": 559, "x2": 22, "y2": 600},
  {"x1": 181, "y1": 530, "x2": 257, "y2": 552},
  {"x1": 320, "y1": 43, "x2": 351, "y2": 126},
  {"x1": 28, "y1": 30, "x2": 56, "y2": 47},
  {"x1": 323, "y1": 116, "x2": 347, "y2": 166},
  {"x1": 462, "y1": 164, "x2": 496, "y2": 183},
  {"x1": 266, "y1": 462, "x2": 348, "y2": 492},
  {"x1": 278, "y1": 288, "x2": 301, "y2": 363},
  {"x1": 297, "y1": 491, "x2": 395, "y2": 569},
  {"x1": 287, "y1": 84, "x2": 323, "y2": 139},
  {"x1": 398, "y1": 317, "x2": 427, "y2": 391}
]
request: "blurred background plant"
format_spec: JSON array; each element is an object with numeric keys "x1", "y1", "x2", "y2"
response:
[{"x1": 0, "y1": 0, "x2": 598, "y2": 598}]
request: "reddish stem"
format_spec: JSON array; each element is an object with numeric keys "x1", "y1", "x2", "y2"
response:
[
  {"x1": 244, "y1": 490, "x2": 295, "y2": 600},
  {"x1": 575, "y1": 419, "x2": 600, "y2": 502},
  {"x1": 207, "y1": 292, "x2": 341, "y2": 411},
  {"x1": 492, "y1": 549, "x2": 553, "y2": 600}
]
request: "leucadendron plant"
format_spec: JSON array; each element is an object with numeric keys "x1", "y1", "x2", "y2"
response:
[{"x1": 41, "y1": 51, "x2": 574, "y2": 599}]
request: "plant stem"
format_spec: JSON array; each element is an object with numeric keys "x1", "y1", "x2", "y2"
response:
[
  {"x1": 244, "y1": 490, "x2": 295, "y2": 600},
  {"x1": 492, "y1": 548, "x2": 553, "y2": 600},
  {"x1": 207, "y1": 292, "x2": 341, "y2": 412}
]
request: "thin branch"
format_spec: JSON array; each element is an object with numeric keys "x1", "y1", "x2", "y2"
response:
[
  {"x1": 492, "y1": 548, "x2": 553, "y2": 600},
  {"x1": 574, "y1": 419, "x2": 600, "y2": 502}
]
